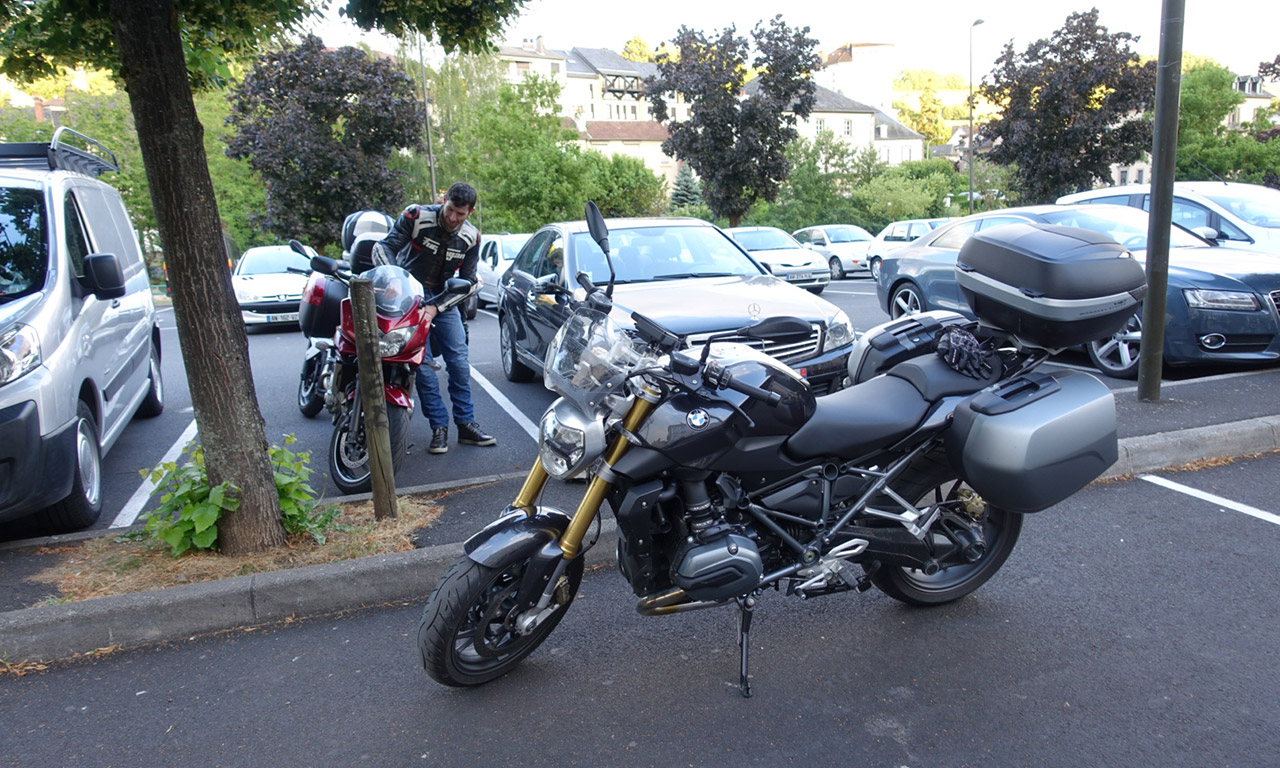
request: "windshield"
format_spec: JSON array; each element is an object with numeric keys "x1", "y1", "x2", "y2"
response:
[
  {"x1": 572, "y1": 225, "x2": 763, "y2": 284},
  {"x1": 543, "y1": 307, "x2": 656, "y2": 416},
  {"x1": 498, "y1": 234, "x2": 531, "y2": 259},
  {"x1": 1039, "y1": 206, "x2": 1207, "y2": 250},
  {"x1": 731, "y1": 228, "x2": 801, "y2": 252},
  {"x1": 825, "y1": 225, "x2": 872, "y2": 243},
  {"x1": 237, "y1": 246, "x2": 313, "y2": 275},
  {"x1": 0, "y1": 187, "x2": 48, "y2": 301},
  {"x1": 1200, "y1": 185, "x2": 1280, "y2": 229},
  {"x1": 365, "y1": 264, "x2": 423, "y2": 316}
]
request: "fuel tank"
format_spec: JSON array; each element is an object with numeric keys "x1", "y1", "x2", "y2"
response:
[{"x1": 634, "y1": 342, "x2": 816, "y2": 470}]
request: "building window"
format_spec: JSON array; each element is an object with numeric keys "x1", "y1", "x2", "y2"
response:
[
  {"x1": 517, "y1": 61, "x2": 530, "y2": 72},
  {"x1": 1136, "y1": 169, "x2": 1144, "y2": 184},
  {"x1": 843, "y1": 120, "x2": 852, "y2": 136},
  {"x1": 815, "y1": 118, "x2": 825, "y2": 132},
  {"x1": 551, "y1": 63, "x2": 560, "y2": 74},
  {"x1": 1120, "y1": 169, "x2": 1129, "y2": 185}
]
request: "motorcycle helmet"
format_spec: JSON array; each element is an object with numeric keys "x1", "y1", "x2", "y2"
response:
[
  {"x1": 348, "y1": 232, "x2": 389, "y2": 274},
  {"x1": 341, "y1": 210, "x2": 394, "y2": 254}
]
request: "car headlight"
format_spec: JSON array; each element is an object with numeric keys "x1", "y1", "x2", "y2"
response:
[
  {"x1": 1182, "y1": 289, "x2": 1260, "y2": 311},
  {"x1": 380, "y1": 327, "x2": 415, "y2": 357},
  {"x1": 234, "y1": 283, "x2": 266, "y2": 303},
  {"x1": 0, "y1": 324, "x2": 41, "y2": 386},
  {"x1": 538, "y1": 398, "x2": 606, "y2": 479},
  {"x1": 823, "y1": 309, "x2": 855, "y2": 352}
]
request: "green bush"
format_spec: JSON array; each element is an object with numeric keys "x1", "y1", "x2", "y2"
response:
[{"x1": 140, "y1": 435, "x2": 338, "y2": 556}]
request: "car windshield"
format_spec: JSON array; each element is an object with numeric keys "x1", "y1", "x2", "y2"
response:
[
  {"x1": 1039, "y1": 206, "x2": 1206, "y2": 250},
  {"x1": 731, "y1": 229, "x2": 800, "y2": 251},
  {"x1": 1199, "y1": 186, "x2": 1280, "y2": 229},
  {"x1": 573, "y1": 225, "x2": 762, "y2": 284},
  {"x1": 499, "y1": 234, "x2": 531, "y2": 259},
  {"x1": 237, "y1": 246, "x2": 312, "y2": 275},
  {"x1": 0, "y1": 187, "x2": 48, "y2": 302},
  {"x1": 824, "y1": 225, "x2": 872, "y2": 243}
]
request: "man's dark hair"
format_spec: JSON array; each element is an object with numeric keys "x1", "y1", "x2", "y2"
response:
[{"x1": 446, "y1": 182, "x2": 477, "y2": 210}]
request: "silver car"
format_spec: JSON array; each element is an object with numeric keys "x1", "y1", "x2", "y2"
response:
[
  {"x1": 792, "y1": 224, "x2": 875, "y2": 279},
  {"x1": 476, "y1": 232, "x2": 531, "y2": 307},
  {"x1": 724, "y1": 226, "x2": 831, "y2": 294}
]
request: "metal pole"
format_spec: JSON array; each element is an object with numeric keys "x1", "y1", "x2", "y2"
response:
[
  {"x1": 1137, "y1": 0, "x2": 1184, "y2": 401},
  {"x1": 351, "y1": 277, "x2": 399, "y2": 519},
  {"x1": 968, "y1": 19, "x2": 984, "y2": 215},
  {"x1": 418, "y1": 35, "x2": 438, "y2": 201}
]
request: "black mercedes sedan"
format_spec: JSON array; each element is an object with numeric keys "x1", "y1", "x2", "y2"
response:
[{"x1": 497, "y1": 217, "x2": 856, "y2": 395}]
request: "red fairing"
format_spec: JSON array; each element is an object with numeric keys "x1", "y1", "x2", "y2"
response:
[
  {"x1": 336, "y1": 297, "x2": 431, "y2": 364},
  {"x1": 384, "y1": 384, "x2": 414, "y2": 408}
]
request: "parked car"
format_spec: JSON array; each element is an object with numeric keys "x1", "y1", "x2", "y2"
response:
[
  {"x1": 476, "y1": 232, "x2": 531, "y2": 308},
  {"x1": 865, "y1": 217, "x2": 951, "y2": 280},
  {"x1": 1058, "y1": 182, "x2": 1280, "y2": 253},
  {"x1": 232, "y1": 244, "x2": 314, "y2": 327},
  {"x1": 0, "y1": 129, "x2": 164, "y2": 532},
  {"x1": 724, "y1": 226, "x2": 831, "y2": 293},
  {"x1": 498, "y1": 217, "x2": 855, "y2": 394},
  {"x1": 875, "y1": 203, "x2": 1280, "y2": 378},
  {"x1": 791, "y1": 224, "x2": 874, "y2": 279}
]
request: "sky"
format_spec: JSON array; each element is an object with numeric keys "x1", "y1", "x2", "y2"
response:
[{"x1": 312, "y1": 0, "x2": 1277, "y2": 83}]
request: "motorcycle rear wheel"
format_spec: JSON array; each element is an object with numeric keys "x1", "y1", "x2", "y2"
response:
[
  {"x1": 864, "y1": 451, "x2": 1022, "y2": 607},
  {"x1": 297, "y1": 352, "x2": 326, "y2": 418},
  {"x1": 327, "y1": 401, "x2": 410, "y2": 495},
  {"x1": 418, "y1": 555, "x2": 584, "y2": 687}
]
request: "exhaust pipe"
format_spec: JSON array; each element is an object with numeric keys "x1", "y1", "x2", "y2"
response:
[{"x1": 636, "y1": 587, "x2": 728, "y2": 616}]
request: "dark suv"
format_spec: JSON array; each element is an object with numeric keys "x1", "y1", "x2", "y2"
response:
[{"x1": 497, "y1": 217, "x2": 855, "y2": 395}]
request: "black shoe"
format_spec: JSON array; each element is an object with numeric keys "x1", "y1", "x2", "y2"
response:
[
  {"x1": 457, "y1": 421, "x2": 496, "y2": 446},
  {"x1": 428, "y1": 427, "x2": 448, "y2": 454}
]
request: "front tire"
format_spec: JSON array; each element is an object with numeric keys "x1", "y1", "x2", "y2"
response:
[
  {"x1": 328, "y1": 399, "x2": 410, "y2": 495},
  {"x1": 828, "y1": 256, "x2": 846, "y2": 281},
  {"x1": 500, "y1": 315, "x2": 534, "y2": 382},
  {"x1": 1087, "y1": 309, "x2": 1142, "y2": 379},
  {"x1": 418, "y1": 555, "x2": 584, "y2": 687},
  {"x1": 39, "y1": 402, "x2": 103, "y2": 532},
  {"x1": 865, "y1": 451, "x2": 1022, "y2": 607}
]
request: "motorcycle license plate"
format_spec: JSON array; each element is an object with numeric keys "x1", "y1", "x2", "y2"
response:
[
  {"x1": 788, "y1": 272, "x2": 811, "y2": 281},
  {"x1": 269, "y1": 312, "x2": 299, "y2": 323}
]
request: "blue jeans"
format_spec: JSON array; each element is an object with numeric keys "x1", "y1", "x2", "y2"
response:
[{"x1": 414, "y1": 305, "x2": 474, "y2": 430}]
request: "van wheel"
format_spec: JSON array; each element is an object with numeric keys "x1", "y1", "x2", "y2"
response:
[
  {"x1": 136, "y1": 341, "x2": 165, "y2": 418},
  {"x1": 40, "y1": 402, "x2": 104, "y2": 532}
]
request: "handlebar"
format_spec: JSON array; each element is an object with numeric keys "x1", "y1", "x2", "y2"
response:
[{"x1": 722, "y1": 373, "x2": 782, "y2": 407}]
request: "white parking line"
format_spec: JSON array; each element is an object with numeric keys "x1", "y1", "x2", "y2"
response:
[
  {"x1": 1140, "y1": 474, "x2": 1280, "y2": 527},
  {"x1": 471, "y1": 366, "x2": 540, "y2": 442},
  {"x1": 111, "y1": 418, "x2": 198, "y2": 528}
]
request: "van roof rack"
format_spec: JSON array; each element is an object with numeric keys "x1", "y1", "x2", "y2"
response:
[{"x1": 0, "y1": 127, "x2": 119, "y2": 177}]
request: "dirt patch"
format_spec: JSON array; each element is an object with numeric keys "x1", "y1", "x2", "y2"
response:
[{"x1": 24, "y1": 493, "x2": 443, "y2": 606}]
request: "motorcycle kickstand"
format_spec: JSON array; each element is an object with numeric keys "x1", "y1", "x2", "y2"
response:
[{"x1": 736, "y1": 595, "x2": 757, "y2": 698}]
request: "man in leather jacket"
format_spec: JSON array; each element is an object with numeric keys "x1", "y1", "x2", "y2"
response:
[{"x1": 377, "y1": 182, "x2": 496, "y2": 454}]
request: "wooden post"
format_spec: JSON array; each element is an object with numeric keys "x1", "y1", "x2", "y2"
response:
[{"x1": 350, "y1": 277, "x2": 398, "y2": 520}]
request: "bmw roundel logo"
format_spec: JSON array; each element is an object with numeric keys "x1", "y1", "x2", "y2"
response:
[{"x1": 687, "y1": 409, "x2": 710, "y2": 430}]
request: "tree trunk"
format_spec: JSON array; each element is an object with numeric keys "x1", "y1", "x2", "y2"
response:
[{"x1": 109, "y1": 0, "x2": 285, "y2": 554}]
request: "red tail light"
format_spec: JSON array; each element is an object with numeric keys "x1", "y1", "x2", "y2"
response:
[{"x1": 302, "y1": 273, "x2": 327, "y2": 306}]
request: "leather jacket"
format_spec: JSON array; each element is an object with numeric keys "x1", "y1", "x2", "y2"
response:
[{"x1": 379, "y1": 204, "x2": 480, "y2": 291}]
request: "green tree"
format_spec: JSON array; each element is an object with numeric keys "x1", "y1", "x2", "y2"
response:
[
  {"x1": 225, "y1": 35, "x2": 423, "y2": 254},
  {"x1": 1174, "y1": 62, "x2": 1280, "y2": 184},
  {"x1": 194, "y1": 89, "x2": 270, "y2": 255},
  {"x1": 584, "y1": 152, "x2": 666, "y2": 218},
  {"x1": 897, "y1": 87, "x2": 948, "y2": 143},
  {"x1": 0, "y1": 0, "x2": 526, "y2": 555},
  {"x1": 647, "y1": 16, "x2": 819, "y2": 226},
  {"x1": 979, "y1": 9, "x2": 1157, "y2": 203},
  {"x1": 851, "y1": 174, "x2": 936, "y2": 233},
  {"x1": 850, "y1": 144, "x2": 888, "y2": 186},
  {"x1": 621, "y1": 36, "x2": 654, "y2": 63},
  {"x1": 763, "y1": 131, "x2": 861, "y2": 232},
  {"x1": 669, "y1": 163, "x2": 701, "y2": 208},
  {"x1": 886, "y1": 158, "x2": 964, "y2": 217}
]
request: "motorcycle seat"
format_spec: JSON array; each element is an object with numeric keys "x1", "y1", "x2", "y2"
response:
[
  {"x1": 886, "y1": 355, "x2": 1002, "y2": 401},
  {"x1": 784, "y1": 374, "x2": 930, "y2": 461}
]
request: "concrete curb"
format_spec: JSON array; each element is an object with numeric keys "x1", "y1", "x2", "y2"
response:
[{"x1": 5, "y1": 415, "x2": 1280, "y2": 666}]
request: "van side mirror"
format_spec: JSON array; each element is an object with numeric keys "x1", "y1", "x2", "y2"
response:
[{"x1": 82, "y1": 253, "x2": 126, "y2": 300}]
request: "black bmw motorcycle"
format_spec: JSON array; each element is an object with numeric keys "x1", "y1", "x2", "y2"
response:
[{"x1": 416, "y1": 203, "x2": 1144, "y2": 696}]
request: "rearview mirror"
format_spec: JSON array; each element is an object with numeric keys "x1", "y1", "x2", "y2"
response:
[
  {"x1": 310, "y1": 255, "x2": 339, "y2": 276},
  {"x1": 444, "y1": 277, "x2": 472, "y2": 294},
  {"x1": 585, "y1": 200, "x2": 609, "y2": 256},
  {"x1": 739, "y1": 316, "x2": 812, "y2": 342},
  {"x1": 82, "y1": 253, "x2": 126, "y2": 300}
]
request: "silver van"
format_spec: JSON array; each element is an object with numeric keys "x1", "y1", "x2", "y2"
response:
[{"x1": 0, "y1": 129, "x2": 163, "y2": 531}]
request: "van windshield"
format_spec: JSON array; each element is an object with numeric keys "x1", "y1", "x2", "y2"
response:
[{"x1": 0, "y1": 187, "x2": 48, "y2": 302}]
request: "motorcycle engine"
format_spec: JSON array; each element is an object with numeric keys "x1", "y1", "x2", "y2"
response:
[{"x1": 671, "y1": 532, "x2": 763, "y2": 602}]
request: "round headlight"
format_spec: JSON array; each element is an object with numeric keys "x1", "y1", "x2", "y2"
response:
[{"x1": 538, "y1": 398, "x2": 606, "y2": 479}]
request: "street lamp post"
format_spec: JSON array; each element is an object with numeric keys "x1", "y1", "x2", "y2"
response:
[{"x1": 968, "y1": 18, "x2": 984, "y2": 215}]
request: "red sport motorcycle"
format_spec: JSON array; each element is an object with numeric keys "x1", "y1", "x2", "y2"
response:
[{"x1": 294, "y1": 240, "x2": 472, "y2": 494}]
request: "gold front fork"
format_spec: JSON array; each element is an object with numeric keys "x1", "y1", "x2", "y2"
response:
[{"x1": 511, "y1": 389, "x2": 659, "y2": 560}]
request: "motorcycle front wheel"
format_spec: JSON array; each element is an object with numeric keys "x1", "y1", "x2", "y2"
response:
[
  {"x1": 418, "y1": 555, "x2": 584, "y2": 687},
  {"x1": 297, "y1": 351, "x2": 326, "y2": 418},
  {"x1": 327, "y1": 400, "x2": 410, "y2": 495},
  {"x1": 864, "y1": 451, "x2": 1022, "y2": 607}
]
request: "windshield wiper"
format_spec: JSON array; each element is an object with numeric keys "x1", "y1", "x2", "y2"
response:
[{"x1": 651, "y1": 272, "x2": 736, "y2": 280}]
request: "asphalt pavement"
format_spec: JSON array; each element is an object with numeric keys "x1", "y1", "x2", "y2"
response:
[{"x1": 3, "y1": 365, "x2": 1280, "y2": 665}]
